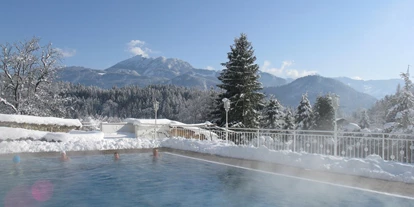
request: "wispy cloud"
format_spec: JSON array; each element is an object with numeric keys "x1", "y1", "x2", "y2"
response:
[
  {"x1": 205, "y1": 66, "x2": 215, "y2": 70},
  {"x1": 55, "y1": 48, "x2": 76, "y2": 58},
  {"x1": 127, "y1": 40, "x2": 152, "y2": 57},
  {"x1": 261, "y1": 60, "x2": 317, "y2": 79}
]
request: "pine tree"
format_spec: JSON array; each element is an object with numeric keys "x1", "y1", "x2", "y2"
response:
[
  {"x1": 261, "y1": 97, "x2": 284, "y2": 129},
  {"x1": 359, "y1": 110, "x2": 370, "y2": 129},
  {"x1": 215, "y1": 33, "x2": 265, "y2": 128},
  {"x1": 207, "y1": 87, "x2": 221, "y2": 124},
  {"x1": 396, "y1": 83, "x2": 401, "y2": 95},
  {"x1": 312, "y1": 95, "x2": 335, "y2": 131},
  {"x1": 388, "y1": 69, "x2": 414, "y2": 132},
  {"x1": 294, "y1": 93, "x2": 313, "y2": 130},
  {"x1": 283, "y1": 108, "x2": 295, "y2": 130}
]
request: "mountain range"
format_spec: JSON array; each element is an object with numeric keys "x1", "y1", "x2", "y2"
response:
[
  {"x1": 263, "y1": 75, "x2": 377, "y2": 113},
  {"x1": 333, "y1": 77, "x2": 402, "y2": 99},
  {"x1": 57, "y1": 55, "x2": 402, "y2": 112},
  {"x1": 58, "y1": 55, "x2": 287, "y2": 90}
]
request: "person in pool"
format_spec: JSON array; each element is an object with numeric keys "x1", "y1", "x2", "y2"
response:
[
  {"x1": 13, "y1": 155, "x2": 20, "y2": 165},
  {"x1": 114, "y1": 152, "x2": 120, "y2": 160},
  {"x1": 152, "y1": 148, "x2": 160, "y2": 158},
  {"x1": 11, "y1": 155, "x2": 23, "y2": 175},
  {"x1": 60, "y1": 151, "x2": 70, "y2": 162}
]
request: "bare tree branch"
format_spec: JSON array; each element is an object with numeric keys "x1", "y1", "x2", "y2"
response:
[
  {"x1": 0, "y1": 97, "x2": 18, "y2": 113},
  {"x1": 0, "y1": 37, "x2": 61, "y2": 114}
]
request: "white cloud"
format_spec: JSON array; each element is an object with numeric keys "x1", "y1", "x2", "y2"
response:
[
  {"x1": 205, "y1": 66, "x2": 215, "y2": 70},
  {"x1": 127, "y1": 40, "x2": 152, "y2": 57},
  {"x1": 261, "y1": 60, "x2": 317, "y2": 79},
  {"x1": 55, "y1": 48, "x2": 76, "y2": 58},
  {"x1": 128, "y1": 40, "x2": 145, "y2": 47},
  {"x1": 351, "y1": 76, "x2": 363, "y2": 80}
]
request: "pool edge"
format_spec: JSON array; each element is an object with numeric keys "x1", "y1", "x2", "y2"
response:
[{"x1": 162, "y1": 148, "x2": 414, "y2": 199}]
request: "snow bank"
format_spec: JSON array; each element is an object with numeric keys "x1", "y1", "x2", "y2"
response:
[
  {"x1": 0, "y1": 127, "x2": 103, "y2": 142},
  {"x1": 0, "y1": 114, "x2": 81, "y2": 127},
  {"x1": 0, "y1": 138, "x2": 159, "y2": 154}
]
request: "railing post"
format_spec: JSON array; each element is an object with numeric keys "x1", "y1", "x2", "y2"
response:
[
  {"x1": 257, "y1": 128, "x2": 260, "y2": 147},
  {"x1": 382, "y1": 133, "x2": 385, "y2": 159},
  {"x1": 334, "y1": 130, "x2": 338, "y2": 156},
  {"x1": 293, "y1": 131, "x2": 296, "y2": 152}
]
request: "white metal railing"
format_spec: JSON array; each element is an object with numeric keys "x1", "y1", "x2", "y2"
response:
[{"x1": 165, "y1": 125, "x2": 414, "y2": 164}]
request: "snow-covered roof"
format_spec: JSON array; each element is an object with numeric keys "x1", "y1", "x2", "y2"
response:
[
  {"x1": 342, "y1": 123, "x2": 361, "y2": 132},
  {"x1": 123, "y1": 118, "x2": 217, "y2": 140},
  {"x1": 123, "y1": 118, "x2": 181, "y2": 125},
  {"x1": 384, "y1": 122, "x2": 396, "y2": 130},
  {"x1": 123, "y1": 118, "x2": 213, "y2": 127},
  {"x1": 0, "y1": 114, "x2": 82, "y2": 127}
]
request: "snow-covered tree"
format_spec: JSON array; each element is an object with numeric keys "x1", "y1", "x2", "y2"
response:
[
  {"x1": 102, "y1": 99, "x2": 119, "y2": 118},
  {"x1": 294, "y1": 93, "x2": 313, "y2": 130},
  {"x1": 215, "y1": 33, "x2": 265, "y2": 128},
  {"x1": 206, "y1": 87, "x2": 221, "y2": 124},
  {"x1": 385, "y1": 69, "x2": 414, "y2": 133},
  {"x1": 0, "y1": 37, "x2": 62, "y2": 115},
  {"x1": 260, "y1": 97, "x2": 284, "y2": 129},
  {"x1": 283, "y1": 108, "x2": 295, "y2": 130},
  {"x1": 312, "y1": 95, "x2": 335, "y2": 131},
  {"x1": 368, "y1": 95, "x2": 394, "y2": 129},
  {"x1": 359, "y1": 110, "x2": 370, "y2": 129}
]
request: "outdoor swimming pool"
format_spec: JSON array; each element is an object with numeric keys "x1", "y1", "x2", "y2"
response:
[{"x1": 0, "y1": 152, "x2": 413, "y2": 206}]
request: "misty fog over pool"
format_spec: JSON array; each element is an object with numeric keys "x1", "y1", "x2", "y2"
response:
[{"x1": 0, "y1": 152, "x2": 412, "y2": 206}]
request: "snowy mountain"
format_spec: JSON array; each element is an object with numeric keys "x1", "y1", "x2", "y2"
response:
[
  {"x1": 334, "y1": 77, "x2": 403, "y2": 99},
  {"x1": 57, "y1": 66, "x2": 166, "y2": 88},
  {"x1": 259, "y1": 71, "x2": 287, "y2": 87},
  {"x1": 106, "y1": 56, "x2": 194, "y2": 79},
  {"x1": 57, "y1": 56, "x2": 385, "y2": 113},
  {"x1": 263, "y1": 75, "x2": 377, "y2": 113},
  {"x1": 57, "y1": 55, "x2": 285, "y2": 89}
]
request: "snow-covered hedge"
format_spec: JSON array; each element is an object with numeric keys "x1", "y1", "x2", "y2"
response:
[
  {"x1": 0, "y1": 127, "x2": 103, "y2": 142},
  {"x1": 0, "y1": 114, "x2": 82, "y2": 132}
]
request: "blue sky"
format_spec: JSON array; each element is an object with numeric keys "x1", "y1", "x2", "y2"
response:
[{"x1": 1, "y1": 0, "x2": 413, "y2": 80}]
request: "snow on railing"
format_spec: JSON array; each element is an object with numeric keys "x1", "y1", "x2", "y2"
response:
[{"x1": 164, "y1": 125, "x2": 414, "y2": 164}]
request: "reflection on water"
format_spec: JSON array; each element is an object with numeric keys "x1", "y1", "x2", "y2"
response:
[{"x1": 0, "y1": 153, "x2": 412, "y2": 206}]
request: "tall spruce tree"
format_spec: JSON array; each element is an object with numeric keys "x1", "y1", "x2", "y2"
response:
[
  {"x1": 312, "y1": 95, "x2": 335, "y2": 131},
  {"x1": 215, "y1": 33, "x2": 264, "y2": 128},
  {"x1": 294, "y1": 93, "x2": 313, "y2": 130}
]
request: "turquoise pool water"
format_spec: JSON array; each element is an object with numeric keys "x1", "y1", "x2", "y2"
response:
[{"x1": 0, "y1": 152, "x2": 412, "y2": 206}]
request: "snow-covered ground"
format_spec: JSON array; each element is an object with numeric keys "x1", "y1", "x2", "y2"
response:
[{"x1": 0, "y1": 126, "x2": 414, "y2": 184}]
